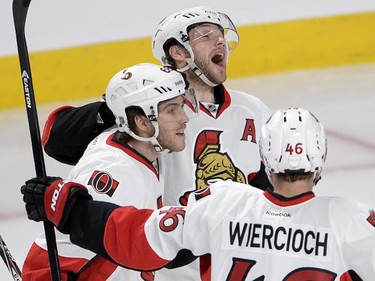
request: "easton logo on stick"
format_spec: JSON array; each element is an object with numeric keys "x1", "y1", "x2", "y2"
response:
[{"x1": 22, "y1": 70, "x2": 32, "y2": 108}]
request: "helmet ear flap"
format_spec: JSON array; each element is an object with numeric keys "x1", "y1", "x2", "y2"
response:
[{"x1": 115, "y1": 115, "x2": 129, "y2": 133}]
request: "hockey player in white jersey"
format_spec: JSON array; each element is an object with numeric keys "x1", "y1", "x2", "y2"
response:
[
  {"x1": 22, "y1": 107, "x2": 375, "y2": 280},
  {"x1": 21, "y1": 63, "x2": 198, "y2": 280},
  {"x1": 40, "y1": 6, "x2": 272, "y2": 279},
  {"x1": 43, "y1": 5, "x2": 272, "y2": 198},
  {"x1": 144, "y1": 7, "x2": 271, "y2": 279},
  {"x1": 153, "y1": 6, "x2": 271, "y2": 206}
]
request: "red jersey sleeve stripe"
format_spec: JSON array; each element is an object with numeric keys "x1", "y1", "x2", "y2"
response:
[{"x1": 104, "y1": 207, "x2": 170, "y2": 270}]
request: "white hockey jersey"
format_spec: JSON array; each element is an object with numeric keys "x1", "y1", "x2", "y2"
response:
[
  {"x1": 24, "y1": 86, "x2": 271, "y2": 281},
  {"x1": 162, "y1": 87, "x2": 271, "y2": 206},
  {"x1": 97, "y1": 181, "x2": 375, "y2": 280},
  {"x1": 157, "y1": 86, "x2": 271, "y2": 280},
  {"x1": 23, "y1": 128, "x2": 164, "y2": 281}
]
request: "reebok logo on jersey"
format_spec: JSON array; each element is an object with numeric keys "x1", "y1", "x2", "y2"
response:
[
  {"x1": 366, "y1": 209, "x2": 375, "y2": 227},
  {"x1": 265, "y1": 210, "x2": 292, "y2": 218},
  {"x1": 88, "y1": 170, "x2": 119, "y2": 197}
]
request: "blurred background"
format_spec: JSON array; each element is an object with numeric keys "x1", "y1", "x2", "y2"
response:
[{"x1": 1, "y1": 0, "x2": 374, "y2": 279}]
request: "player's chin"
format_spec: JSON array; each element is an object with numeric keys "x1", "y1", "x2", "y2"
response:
[
  {"x1": 210, "y1": 74, "x2": 226, "y2": 85},
  {"x1": 208, "y1": 67, "x2": 226, "y2": 83},
  {"x1": 171, "y1": 139, "x2": 186, "y2": 152},
  {"x1": 173, "y1": 146, "x2": 185, "y2": 152},
  {"x1": 163, "y1": 135, "x2": 186, "y2": 152}
]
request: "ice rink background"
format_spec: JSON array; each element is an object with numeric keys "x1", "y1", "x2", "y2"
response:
[
  {"x1": 0, "y1": 63, "x2": 374, "y2": 279},
  {"x1": 1, "y1": 0, "x2": 375, "y2": 278}
]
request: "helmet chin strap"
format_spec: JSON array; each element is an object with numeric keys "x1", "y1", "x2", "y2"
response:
[
  {"x1": 124, "y1": 121, "x2": 170, "y2": 154},
  {"x1": 177, "y1": 58, "x2": 218, "y2": 87},
  {"x1": 177, "y1": 44, "x2": 218, "y2": 87}
]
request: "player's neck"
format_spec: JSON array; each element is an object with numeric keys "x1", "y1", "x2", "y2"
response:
[
  {"x1": 128, "y1": 139, "x2": 159, "y2": 162},
  {"x1": 188, "y1": 74, "x2": 215, "y2": 103},
  {"x1": 273, "y1": 181, "x2": 314, "y2": 198}
]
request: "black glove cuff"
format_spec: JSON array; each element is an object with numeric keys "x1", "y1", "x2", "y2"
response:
[{"x1": 58, "y1": 188, "x2": 92, "y2": 234}]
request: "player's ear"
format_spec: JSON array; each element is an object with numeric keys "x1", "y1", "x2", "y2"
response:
[
  {"x1": 169, "y1": 45, "x2": 187, "y2": 60},
  {"x1": 134, "y1": 115, "x2": 152, "y2": 135}
]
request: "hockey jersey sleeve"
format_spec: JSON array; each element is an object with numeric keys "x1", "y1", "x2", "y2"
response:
[
  {"x1": 62, "y1": 188, "x2": 204, "y2": 272},
  {"x1": 66, "y1": 198, "x2": 178, "y2": 271},
  {"x1": 42, "y1": 100, "x2": 115, "y2": 165}
]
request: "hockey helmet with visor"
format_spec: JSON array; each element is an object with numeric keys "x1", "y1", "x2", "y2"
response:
[
  {"x1": 105, "y1": 63, "x2": 199, "y2": 152},
  {"x1": 152, "y1": 6, "x2": 239, "y2": 86}
]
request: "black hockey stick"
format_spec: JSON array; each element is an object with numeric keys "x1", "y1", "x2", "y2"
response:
[
  {"x1": 12, "y1": 0, "x2": 62, "y2": 280},
  {"x1": 0, "y1": 235, "x2": 22, "y2": 281}
]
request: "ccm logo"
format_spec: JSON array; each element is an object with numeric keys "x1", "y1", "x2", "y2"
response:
[{"x1": 50, "y1": 182, "x2": 65, "y2": 211}]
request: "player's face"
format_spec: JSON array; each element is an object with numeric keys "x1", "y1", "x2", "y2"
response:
[
  {"x1": 156, "y1": 96, "x2": 189, "y2": 152},
  {"x1": 188, "y1": 23, "x2": 228, "y2": 84}
]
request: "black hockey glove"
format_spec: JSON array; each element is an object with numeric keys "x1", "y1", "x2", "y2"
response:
[
  {"x1": 21, "y1": 176, "x2": 61, "y2": 222},
  {"x1": 21, "y1": 176, "x2": 92, "y2": 232}
]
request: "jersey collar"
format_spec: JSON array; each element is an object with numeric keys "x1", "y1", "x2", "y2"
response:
[
  {"x1": 264, "y1": 189, "x2": 315, "y2": 207},
  {"x1": 199, "y1": 84, "x2": 231, "y2": 119},
  {"x1": 106, "y1": 132, "x2": 160, "y2": 179}
]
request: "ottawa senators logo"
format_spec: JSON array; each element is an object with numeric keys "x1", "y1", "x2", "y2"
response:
[
  {"x1": 179, "y1": 130, "x2": 245, "y2": 205},
  {"x1": 88, "y1": 170, "x2": 119, "y2": 197},
  {"x1": 194, "y1": 130, "x2": 246, "y2": 188}
]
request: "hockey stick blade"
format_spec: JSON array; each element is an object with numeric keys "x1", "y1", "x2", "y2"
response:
[
  {"x1": 12, "y1": 1, "x2": 62, "y2": 280},
  {"x1": 0, "y1": 235, "x2": 22, "y2": 281}
]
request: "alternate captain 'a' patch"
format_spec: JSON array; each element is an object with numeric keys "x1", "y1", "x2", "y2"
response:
[
  {"x1": 366, "y1": 209, "x2": 375, "y2": 228},
  {"x1": 88, "y1": 170, "x2": 119, "y2": 197}
]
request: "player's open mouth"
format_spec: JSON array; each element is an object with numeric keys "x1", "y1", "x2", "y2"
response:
[{"x1": 211, "y1": 53, "x2": 225, "y2": 66}]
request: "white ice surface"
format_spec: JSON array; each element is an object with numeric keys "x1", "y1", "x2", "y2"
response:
[{"x1": 1, "y1": 64, "x2": 374, "y2": 280}]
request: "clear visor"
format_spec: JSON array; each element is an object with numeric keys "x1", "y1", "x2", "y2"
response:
[
  {"x1": 188, "y1": 13, "x2": 239, "y2": 53},
  {"x1": 183, "y1": 88, "x2": 199, "y2": 119}
]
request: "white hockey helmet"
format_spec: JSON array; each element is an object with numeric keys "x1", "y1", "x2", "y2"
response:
[
  {"x1": 105, "y1": 63, "x2": 198, "y2": 152},
  {"x1": 260, "y1": 108, "x2": 327, "y2": 184},
  {"x1": 152, "y1": 6, "x2": 239, "y2": 86}
]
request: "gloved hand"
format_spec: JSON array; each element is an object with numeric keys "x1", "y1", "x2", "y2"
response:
[
  {"x1": 21, "y1": 176, "x2": 61, "y2": 222},
  {"x1": 21, "y1": 176, "x2": 91, "y2": 231}
]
